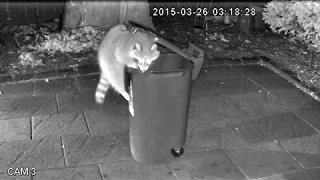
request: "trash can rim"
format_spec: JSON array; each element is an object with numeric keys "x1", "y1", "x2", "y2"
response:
[
  {"x1": 128, "y1": 66, "x2": 194, "y2": 73},
  {"x1": 127, "y1": 53, "x2": 194, "y2": 74},
  {"x1": 128, "y1": 62, "x2": 194, "y2": 74}
]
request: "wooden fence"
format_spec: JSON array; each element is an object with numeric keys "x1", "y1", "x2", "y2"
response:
[{"x1": 0, "y1": 2, "x2": 65, "y2": 28}]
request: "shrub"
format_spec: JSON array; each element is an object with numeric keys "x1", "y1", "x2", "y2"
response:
[{"x1": 262, "y1": 1, "x2": 320, "y2": 51}]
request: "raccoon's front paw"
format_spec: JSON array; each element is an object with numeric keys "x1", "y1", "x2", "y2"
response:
[
  {"x1": 128, "y1": 63, "x2": 139, "y2": 69},
  {"x1": 95, "y1": 92, "x2": 105, "y2": 104},
  {"x1": 121, "y1": 91, "x2": 131, "y2": 102}
]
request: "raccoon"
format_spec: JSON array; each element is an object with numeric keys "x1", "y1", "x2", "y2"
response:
[{"x1": 95, "y1": 24, "x2": 160, "y2": 104}]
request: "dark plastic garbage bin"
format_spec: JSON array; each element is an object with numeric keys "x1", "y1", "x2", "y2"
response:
[{"x1": 127, "y1": 53, "x2": 193, "y2": 164}]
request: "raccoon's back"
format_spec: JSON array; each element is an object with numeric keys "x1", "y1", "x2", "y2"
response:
[
  {"x1": 98, "y1": 25, "x2": 131, "y2": 68},
  {"x1": 98, "y1": 25, "x2": 129, "y2": 57}
]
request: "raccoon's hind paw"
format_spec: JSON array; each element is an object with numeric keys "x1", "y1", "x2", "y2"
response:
[
  {"x1": 129, "y1": 101, "x2": 134, "y2": 116},
  {"x1": 95, "y1": 97, "x2": 104, "y2": 104},
  {"x1": 95, "y1": 92, "x2": 105, "y2": 104}
]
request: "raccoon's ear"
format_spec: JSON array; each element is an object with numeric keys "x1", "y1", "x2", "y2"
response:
[
  {"x1": 150, "y1": 44, "x2": 157, "y2": 51},
  {"x1": 135, "y1": 43, "x2": 141, "y2": 51}
]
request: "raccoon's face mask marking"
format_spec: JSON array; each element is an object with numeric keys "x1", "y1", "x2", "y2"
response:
[{"x1": 130, "y1": 43, "x2": 160, "y2": 72}]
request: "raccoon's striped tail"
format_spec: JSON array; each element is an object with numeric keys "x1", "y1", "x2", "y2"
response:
[{"x1": 95, "y1": 75, "x2": 110, "y2": 104}]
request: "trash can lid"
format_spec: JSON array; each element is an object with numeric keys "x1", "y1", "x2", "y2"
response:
[
  {"x1": 125, "y1": 22, "x2": 193, "y2": 61},
  {"x1": 127, "y1": 53, "x2": 194, "y2": 74}
]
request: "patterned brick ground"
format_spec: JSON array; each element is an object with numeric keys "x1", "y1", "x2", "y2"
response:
[{"x1": 0, "y1": 64, "x2": 319, "y2": 180}]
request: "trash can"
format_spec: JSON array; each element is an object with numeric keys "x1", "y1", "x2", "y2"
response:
[
  {"x1": 127, "y1": 53, "x2": 193, "y2": 164},
  {"x1": 125, "y1": 22, "x2": 204, "y2": 80}
]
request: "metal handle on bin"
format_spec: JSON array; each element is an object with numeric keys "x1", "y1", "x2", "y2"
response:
[
  {"x1": 149, "y1": 71, "x2": 185, "y2": 79},
  {"x1": 153, "y1": 37, "x2": 193, "y2": 61}
]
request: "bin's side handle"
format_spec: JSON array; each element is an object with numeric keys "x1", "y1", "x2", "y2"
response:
[
  {"x1": 149, "y1": 71, "x2": 184, "y2": 79},
  {"x1": 153, "y1": 37, "x2": 192, "y2": 61}
]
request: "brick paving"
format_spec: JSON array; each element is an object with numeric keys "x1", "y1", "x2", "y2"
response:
[{"x1": 0, "y1": 62, "x2": 319, "y2": 180}]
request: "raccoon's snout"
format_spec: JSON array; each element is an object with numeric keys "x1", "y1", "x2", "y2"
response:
[
  {"x1": 138, "y1": 59, "x2": 149, "y2": 73},
  {"x1": 138, "y1": 64, "x2": 148, "y2": 73},
  {"x1": 140, "y1": 69, "x2": 147, "y2": 73}
]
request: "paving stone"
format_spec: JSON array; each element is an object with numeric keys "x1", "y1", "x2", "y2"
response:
[
  {"x1": 0, "y1": 137, "x2": 64, "y2": 173},
  {"x1": 270, "y1": 89, "x2": 319, "y2": 111},
  {"x1": 233, "y1": 112, "x2": 318, "y2": 144},
  {"x1": 0, "y1": 82, "x2": 34, "y2": 99},
  {"x1": 84, "y1": 107, "x2": 129, "y2": 136},
  {"x1": 190, "y1": 87, "x2": 200, "y2": 100},
  {"x1": 169, "y1": 149, "x2": 247, "y2": 180},
  {"x1": 204, "y1": 58, "x2": 242, "y2": 67},
  {"x1": 57, "y1": 91, "x2": 95, "y2": 113},
  {"x1": 203, "y1": 59, "x2": 226, "y2": 67},
  {"x1": 106, "y1": 133, "x2": 131, "y2": 161},
  {"x1": 234, "y1": 65, "x2": 278, "y2": 77},
  {"x1": 0, "y1": 117, "x2": 30, "y2": 142},
  {"x1": 63, "y1": 134, "x2": 116, "y2": 166},
  {"x1": 185, "y1": 112, "x2": 200, "y2": 137},
  {"x1": 186, "y1": 119, "x2": 239, "y2": 151},
  {"x1": 258, "y1": 167, "x2": 320, "y2": 180},
  {"x1": 224, "y1": 92, "x2": 290, "y2": 124},
  {"x1": 186, "y1": 115, "x2": 282, "y2": 152},
  {"x1": 241, "y1": 56, "x2": 261, "y2": 64},
  {"x1": 33, "y1": 165, "x2": 102, "y2": 180},
  {"x1": 14, "y1": 74, "x2": 34, "y2": 82},
  {"x1": 192, "y1": 77, "x2": 262, "y2": 98},
  {"x1": 189, "y1": 96, "x2": 247, "y2": 122},
  {"x1": 294, "y1": 108, "x2": 320, "y2": 133},
  {"x1": 184, "y1": 112, "x2": 217, "y2": 151},
  {"x1": 250, "y1": 75, "x2": 298, "y2": 91},
  {"x1": 278, "y1": 135, "x2": 320, "y2": 168},
  {"x1": 0, "y1": 173, "x2": 31, "y2": 180},
  {"x1": 279, "y1": 68, "x2": 297, "y2": 77},
  {"x1": 56, "y1": 68, "x2": 79, "y2": 78},
  {"x1": 227, "y1": 142, "x2": 303, "y2": 179},
  {"x1": 78, "y1": 64, "x2": 99, "y2": 74},
  {"x1": 0, "y1": 95, "x2": 58, "y2": 120},
  {"x1": 34, "y1": 77, "x2": 78, "y2": 96},
  {"x1": 57, "y1": 90, "x2": 127, "y2": 114},
  {"x1": 0, "y1": 75, "x2": 13, "y2": 83},
  {"x1": 33, "y1": 70, "x2": 59, "y2": 79},
  {"x1": 99, "y1": 158, "x2": 176, "y2": 180},
  {"x1": 32, "y1": 113, "x2": 89, "y2": 139},
  {"x1": 63, "y1": 133, "x2": 131, "y2": 166},
  {"x1": 197, "y1": 66, "x2": 245, "y2": 81},
  {"x1": 260, "y1": 56, "x2": 285, "y2": 69},
  {"x1": 77, "y1": 74, "x2": 99, "y2": 92},
  {"x1": 271, "y1": 89, "x2": 320, "y2": 131}
]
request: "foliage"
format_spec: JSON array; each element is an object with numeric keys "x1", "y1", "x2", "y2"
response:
[
  {"x1": 12, "y1": 24, "x2": 106, "y2": 67},
  {"x1": 32, "y1": 26, "x2": 106, "y2": 55},
  {"x1": 262, "y1": 1, "x2": 320, "y2": 51}
]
